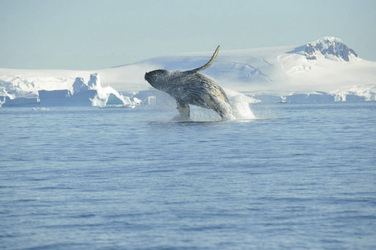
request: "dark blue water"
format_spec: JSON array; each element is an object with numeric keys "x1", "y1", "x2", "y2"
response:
[{"x1": 1, "y1": 103, "x2": 375, "y2": 249}]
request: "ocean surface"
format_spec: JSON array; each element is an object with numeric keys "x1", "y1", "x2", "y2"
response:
[{"x1": 1, "y1": 102, "x2": 375, "y2": 249}]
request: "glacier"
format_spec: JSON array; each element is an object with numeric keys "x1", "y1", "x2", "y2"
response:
[{"x1": 0, "y1": 37, "x2": 375, "y2": 109}]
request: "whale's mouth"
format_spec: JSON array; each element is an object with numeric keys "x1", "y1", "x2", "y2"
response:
[
  {"x1": 144, "y1": 72, "x2": 156, "y2": 88},
  {"x1": 144, "y1": 72, "x2": 150, "y2": 81},
  {"x1": 145, "y1": 71, "x2": 155, "y2": 84}
]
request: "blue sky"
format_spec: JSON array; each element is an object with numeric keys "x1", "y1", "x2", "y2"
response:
[{"x1": 1, "y1": 0, "x2": 375, "y2": 69}]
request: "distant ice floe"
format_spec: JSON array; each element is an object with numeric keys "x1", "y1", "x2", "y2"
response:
[
  {"x1": 252, "y1": 86, "x2": 376, "y2": 104},
  {"x1": 332, "y1": 85, "x2": 376, "y2": 102}
]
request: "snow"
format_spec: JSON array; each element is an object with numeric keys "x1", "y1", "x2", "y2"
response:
[
  {"x1": 304, "y1": 37, "x2": 358, "y2": 61},
  {"x1": 0, "y1": 37, "x2": 375, "y2": 108}
]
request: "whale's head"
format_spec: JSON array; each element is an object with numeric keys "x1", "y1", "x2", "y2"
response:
[{"x1": 145, "y1": 70, "x2": 169, "y2": 91}]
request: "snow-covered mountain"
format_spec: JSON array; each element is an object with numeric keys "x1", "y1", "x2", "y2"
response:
[
  {"x1": 304, "y1": 37, "x2": 358, "y2": 61},
  {"x1": 100, "y1": 36, "x2": 376, "y2": 103},
  {"x1": 1, "y1": 37, "x2": 375, "y2": 107}
]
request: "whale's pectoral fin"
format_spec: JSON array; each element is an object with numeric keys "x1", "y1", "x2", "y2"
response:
[
  {"x1": 176, "y1": 99, "x2": 190, "y2": 118},
  {"x1": 187, "y1": 45, "x2": 220, "y2": 73}
]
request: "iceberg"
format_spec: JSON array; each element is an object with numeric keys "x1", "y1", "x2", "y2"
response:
[{"x1": 0, "y1": 72, "x2": 134, "y2": 107}]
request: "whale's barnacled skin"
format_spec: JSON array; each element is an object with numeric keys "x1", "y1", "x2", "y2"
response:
[{"x1": 144, "y1": 46, "x2": 233, "y2": 119}]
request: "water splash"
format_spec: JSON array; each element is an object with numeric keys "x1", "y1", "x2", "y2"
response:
[
  {"x1": 225, "y1": 88, "x2": 259, "y2": 120},
  {"x1": 134, "y1": 88, "x2": 259, "y2": 122}
]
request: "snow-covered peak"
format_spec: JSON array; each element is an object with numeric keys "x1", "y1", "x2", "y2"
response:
[{"x1": 304, "y1": 37, "x2": 358, "y2": 61}]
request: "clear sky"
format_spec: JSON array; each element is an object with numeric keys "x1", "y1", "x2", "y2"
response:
[{"x1": 1, "y1": 0, "x2": 375, "y2": 70}]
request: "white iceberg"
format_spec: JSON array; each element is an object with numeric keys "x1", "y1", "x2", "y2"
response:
[{"x1": 0, "y1": 72, "x2": 134, "y2": 107}]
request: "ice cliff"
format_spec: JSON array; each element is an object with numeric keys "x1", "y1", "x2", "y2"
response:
[{"x1": 0, "y1": 73, "x2": 136, "y2": 107}]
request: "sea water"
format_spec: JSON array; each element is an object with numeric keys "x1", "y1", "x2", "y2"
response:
[{"x1": 0, "y1": 103, "x2": 375, "y2": 249}]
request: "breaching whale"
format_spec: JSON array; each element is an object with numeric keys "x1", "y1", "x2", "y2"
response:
[{"x1": 144, "y1": 46, "x2": 233, "y2": 119}]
